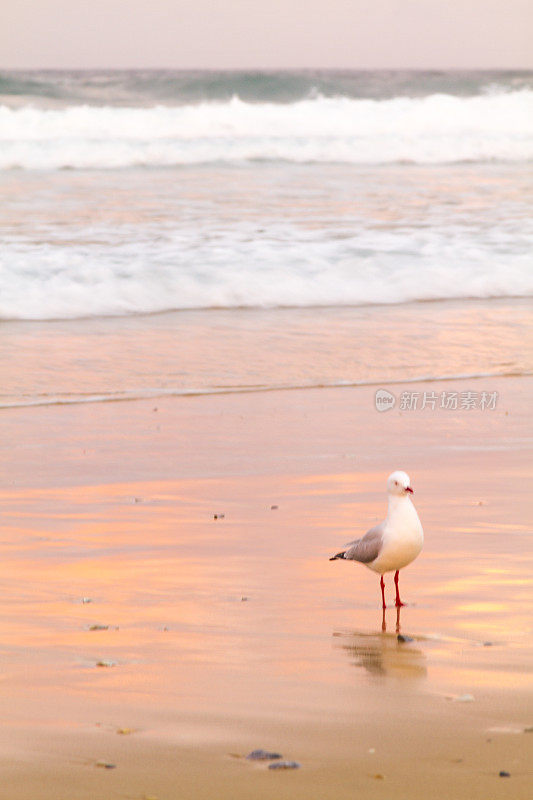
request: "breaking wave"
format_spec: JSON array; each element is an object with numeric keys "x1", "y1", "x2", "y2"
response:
[{"x1": 1, "y1": 90, "x2": 532, "y2": 170}]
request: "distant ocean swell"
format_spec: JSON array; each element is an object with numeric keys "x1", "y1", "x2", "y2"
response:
[{"x1": 1, "y1": 91, "x2": 532, "y2": 169}]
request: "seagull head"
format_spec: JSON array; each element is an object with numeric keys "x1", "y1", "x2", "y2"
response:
[{"x1": 387, "y1": 470, "x2": 414, "y2": 496}]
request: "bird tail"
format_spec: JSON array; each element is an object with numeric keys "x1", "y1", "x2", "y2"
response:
[{"x1": 329, "y1": 551, "x2": 346, "y2": 561}]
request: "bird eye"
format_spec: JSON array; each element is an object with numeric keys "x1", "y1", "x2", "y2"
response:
[{"x1": 394, "y1": 481, "x2": 398, "y2": 485}]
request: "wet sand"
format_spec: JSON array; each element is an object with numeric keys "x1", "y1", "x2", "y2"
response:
[{"x1": 0, "y1": 376, "x2": 532, "y2": 798}]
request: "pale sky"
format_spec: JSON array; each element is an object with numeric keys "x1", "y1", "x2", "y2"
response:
[{"x1": 1, "y1": 0, "x2": 532, "y2": 70}]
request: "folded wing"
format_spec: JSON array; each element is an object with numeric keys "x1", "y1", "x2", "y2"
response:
[{"x1": 344, "y1": 525, "x2": 383, "y2": 564}]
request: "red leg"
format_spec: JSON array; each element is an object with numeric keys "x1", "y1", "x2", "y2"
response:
[
  {"x1": 380, "y1": 575, "x2": 386, "y2": 610},
  {"x1": 394, "y1": 570, "x2": 406, "y2": 607}
]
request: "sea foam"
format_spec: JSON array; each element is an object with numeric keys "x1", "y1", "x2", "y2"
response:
[
  {"x1": 2, "y1": 220, "x2": 532, "y2": 319},
  {"x1": 1, "y1": 91, "x2": 532, "y2": 169}
]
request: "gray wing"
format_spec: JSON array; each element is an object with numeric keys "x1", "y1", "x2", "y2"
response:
[{"x1": 344, "y1": 524, "x2": 383, "y2": 564}]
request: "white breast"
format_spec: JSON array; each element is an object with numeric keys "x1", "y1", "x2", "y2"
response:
[{"x1": 367, "y1": 497, "x2": 423, "y2": 575}]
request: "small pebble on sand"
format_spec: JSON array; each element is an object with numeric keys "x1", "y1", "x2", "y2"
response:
[
  {"x1": 89, "y1": 625, "x2": 109, "y2": 631},
  {"x1": 82, "y1": 597, "x2": 92, "y2": 604},
  {"x1": 268, "y1": 761, "x2": 300, "y2": 770},
  {"x1": 397, "y1": 634, "x2": 414, "y2": 643},
  {"x1": 270, "y1": 505, "x2": 278, "y2": 510},
  {"x1": 447, "y1": 694, "x2": 474, "y2": 702},
  {"x1": 96, "y1": 660, "x2": 116, "y2": 668},
  {"x1": 246, "y1": 749, "x2": 282, "y2": 761},
  {"x1": 95, "y1": 760, "x2": 116, "y2": 769},
  {"x1": 214, "y1": 514, "x2": 225, "y2": 520},
  {"x1": 499, "y1": 771, "x2": 511, "y2": 777},
  {"x1": 116, "y1": 727, "x2": 135, "y2": 735}
]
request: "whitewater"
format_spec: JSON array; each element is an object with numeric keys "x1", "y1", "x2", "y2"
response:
[
  {"x1": 2, "y1": 210, "x2": 533, "y2": 319},
  {"x1": 1, "y1": 91, "x2": 532, "y2": 169},
  {"x1": 1, "y1": 69, "x2": 532, "y2": 407},
  {"x1": 1, "y1": 69, "x2": 532, "y2": 322}
]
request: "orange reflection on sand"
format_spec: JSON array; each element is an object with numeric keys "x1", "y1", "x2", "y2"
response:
[
  {"x1": 0, "y1": 465, "x2": 532, "y2": 737},
  {"x1": 295, "y1": 472, "x2": 382, "y2": 487}
]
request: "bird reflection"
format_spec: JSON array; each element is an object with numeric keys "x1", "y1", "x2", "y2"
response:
[
  {"x1": 334, "y1": 609, "x2": 427, "y2": 680},
  {"x1": 382, "y1": 605, "x2": 401, "y2": 633}
]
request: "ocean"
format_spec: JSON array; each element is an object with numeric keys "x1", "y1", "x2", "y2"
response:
[{"x1": 1, "y1": 70, "x2": 532, "y2": 407}]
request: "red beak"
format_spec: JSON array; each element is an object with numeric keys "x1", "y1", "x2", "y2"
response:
[{"x1": 405, "y1": 486, "x2": 414, "y2": 493}]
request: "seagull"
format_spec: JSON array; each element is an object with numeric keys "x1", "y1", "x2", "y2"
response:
[{"x1": 329, "y1": 471, "x2": 423, "y2": 609}]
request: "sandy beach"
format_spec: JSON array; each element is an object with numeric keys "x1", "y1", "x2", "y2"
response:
[
  {"x1": 1, "y1": 374, "x2": 531, "y2": 799},
  {"x1": 2, "y1": 53, "x2": 532, "y2": 800}
]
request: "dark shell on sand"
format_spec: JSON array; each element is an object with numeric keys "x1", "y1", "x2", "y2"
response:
[
  {"x1": 268, "y1": 760, "x2": 300, "y2": 770},
  {"x1": 246, "y1": 749, "x2": 282, "y2": 761}
]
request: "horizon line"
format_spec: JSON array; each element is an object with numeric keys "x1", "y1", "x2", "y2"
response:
[{"x1": 2, "y1": 65, "x2": 533, "y2": 73}]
